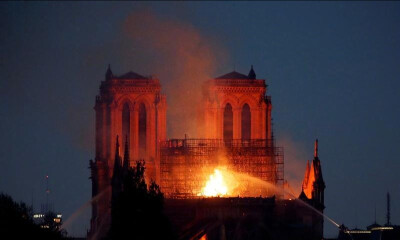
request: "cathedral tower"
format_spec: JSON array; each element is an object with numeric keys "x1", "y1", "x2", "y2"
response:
[
  {"x1": 201, "y1": 66, "x2": 272, "y2": 140},
  {"x1": 89, "y1": 65, "x2": 166, "y2": 237}
]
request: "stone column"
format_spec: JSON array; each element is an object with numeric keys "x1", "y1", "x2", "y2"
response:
[
  {"x1": 148, "y1": 104, "x2": 156, "y2": 160},
  {"x1": 105, "y1": 105, "x2": 113, "y2": 161},
  {"x1": 95, "y1": 102, "x2": 102, "y2": 160},
  {"x1": 101, "y1": 103, "x2": 107, "y2": 160},
  {"x1": 261, "y1": 105, "x2": 267, "y2": 139},
  {"x1": 217, "y1": 108, "x2": 224, "y2": 139},
  {"x1": 212, "y1": 108, "x2": 218, "y2": 139},
  {"x1": 233, "y1": 107, "x2": 241, "y2": 139},
  {"x1": 251, "y1": 109, "x2": 257, "y2": 139},
  {"x1": 115, "y1": 107, "x2": 122, "y2": 146},
  {"x1": 128, "y1": 105, "x2": 134, "y2": 166},
  {"x1": 267, "y1": 103, "x2": 272, "y2": 139},
  {"x1": 132, "y1": 107, "x2": 139, "y2": 161}
]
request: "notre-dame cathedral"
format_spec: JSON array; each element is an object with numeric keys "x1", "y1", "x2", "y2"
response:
[{"x1": 89, "y1": 65, "x2": 325, "y2": 240}]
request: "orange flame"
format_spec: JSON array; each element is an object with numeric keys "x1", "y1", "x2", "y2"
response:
[
  {"x1": 199, "y1": 169, "x2": 228, "y2": 197},
  {"x1": 198, "y1": 167, "x2": 277, "y2": 198}
]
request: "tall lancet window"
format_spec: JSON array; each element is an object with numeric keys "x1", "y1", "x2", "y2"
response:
[
  {"x1": 139, "y1": 103, "x2": 147, "y2": 159},
  {"x1": 223, "y1": 103, "x2": 233, "y2": 141},
  {"x1": 241, "y1": 104, "x2": 251, "y2": 139},
  {"x1": 122, "y1": 103, "x2": 130, "y2": 153}
]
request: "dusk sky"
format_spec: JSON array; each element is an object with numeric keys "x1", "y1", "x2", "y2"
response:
[{"x1": 1, "y1": 2, "x2": 399, "y2": 238}]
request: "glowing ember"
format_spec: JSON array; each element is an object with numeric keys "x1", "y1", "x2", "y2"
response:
[{"x1": 199, "y1": 169, "x2": 228, "y2": 197}]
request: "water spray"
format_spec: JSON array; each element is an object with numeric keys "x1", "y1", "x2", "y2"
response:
[
  {"x1": 60, "y1": 186, "x2": 111, "y2": 231},
  {"x1": 224, "y1": 169, "x2": 341, "y2": 228}
]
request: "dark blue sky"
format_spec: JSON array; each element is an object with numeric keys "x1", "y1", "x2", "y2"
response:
[{"x1": 1, "y1": 2, "x2": 399, "y2": 238}]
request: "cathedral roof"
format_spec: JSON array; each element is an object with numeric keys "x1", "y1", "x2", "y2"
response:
[
  {"x1": 215, "y1": 71, "x2": 250, "y2": 79},
  {"x1": 116, "y1": 71, "x2": 148, "y2": 80},
  {"x1": 216, "y1": 66, "x2": 258, "y2": 80},
  {"x1": 105, "y1": 64, "x2": 113, "y2": 80}
]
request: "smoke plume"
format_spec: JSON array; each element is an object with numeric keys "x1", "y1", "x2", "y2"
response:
[
  {"x1": 277, "y1": 135, "x2": 310, "y2": 197},
  {"x1": 122, "y1": 9, "x2": 227, "y2": 138}
]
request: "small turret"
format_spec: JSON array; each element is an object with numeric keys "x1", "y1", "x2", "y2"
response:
[
  {"x1": 105, "y1": 64, "x2": 113, "y2": 81},
  {"x1": 111, "y1": 135, "x2": 123, "y2": 205},
  {"x1": 114, "y1": 135, "x2": 121, "y2": 169},
  {"x1": 111, "y1": 135, "x2": 124, "y2": 231},
  {"x1": 248, "y1": 65, "x2": 256, "y2": 79},
  {"x1": 112, "y1": 135, "x2": 122, "y2": 185}
]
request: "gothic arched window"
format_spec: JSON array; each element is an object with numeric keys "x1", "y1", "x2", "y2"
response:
[
  {"x1": 122, "y1": 103, "x2": 130, "y2": 152},
  {"x1": 138, "y1": 103, "x2": 147, "y2": 159},
  {"x1": 241, "y1": 104, "x2": 251, "y2": 139},
  {"x1": 223, "y1": 103, "x2": 233, "y2": 141}
]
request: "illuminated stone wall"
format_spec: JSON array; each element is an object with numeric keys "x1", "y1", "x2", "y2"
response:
[
  {"x1": 89, "y1": 69, "x2": 167, "y2": 237},
  {"x1": 201, "y1": 71, "x2": 272, "y2": 140}
]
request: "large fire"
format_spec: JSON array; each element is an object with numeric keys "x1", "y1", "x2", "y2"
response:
[
  {"x1": 197, "y1": 167, "x2": 278, "y2": 198},
  {"x1": 199, "y1": 169, "x2": 228, "y2": 197}
]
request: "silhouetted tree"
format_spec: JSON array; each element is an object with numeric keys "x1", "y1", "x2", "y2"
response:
[
  {"x1": 0, "y1": 193, "x2": 64, "y2": 239},
  {"x1": 108, "y1": 160, "x2": 174, "y2": 240}
]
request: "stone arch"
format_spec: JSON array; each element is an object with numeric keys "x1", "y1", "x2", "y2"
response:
[
  {"x1": 112, "y1": 97, "x2": 134, "y2": 158},
  {"x1": 220, "y1": 94, "x2": 239, "y2": 109},
  {"x1": 238, "y1": 95, "x2": 258, "y2": 110},
  {"x1": 115, "y1": 96, "x2": 134, "y2": 111},
  {"x1": 133, "y1": 95, "x2": 153, "y2": 160},
  {"x1": 133, "y1": 95, "x2": 152, "y2": 112}
]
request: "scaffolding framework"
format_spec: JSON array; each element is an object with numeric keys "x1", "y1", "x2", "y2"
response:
[{"x1": 160, "y1": 139, "x2": 284, "y2": 199}]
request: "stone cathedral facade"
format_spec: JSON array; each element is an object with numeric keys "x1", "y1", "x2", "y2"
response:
[{"x1": 89, "y1": 65, "x2": 325, "y2": 240}]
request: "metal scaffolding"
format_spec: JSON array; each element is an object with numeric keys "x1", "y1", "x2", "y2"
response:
[{"x1": 160, "y1": 139, "x2": 284, "y2": 199}]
